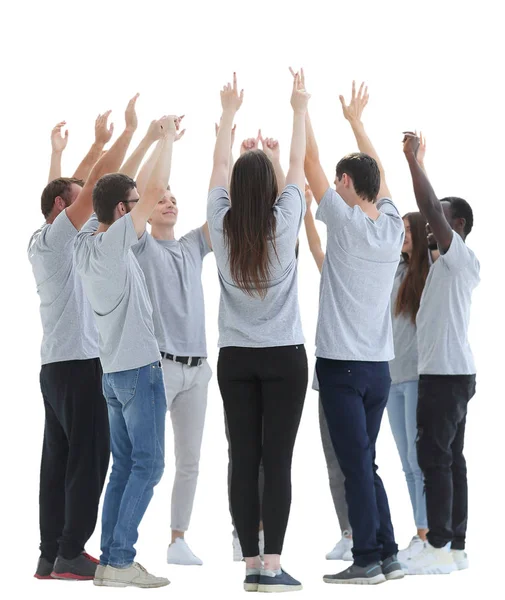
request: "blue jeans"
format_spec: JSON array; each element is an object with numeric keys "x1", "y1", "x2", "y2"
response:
[
  {"x1": 100, "y1": 361, "x2": 166, "y2": 567},
  {"x1": 317, "y1": 358, "x2": 397, "y2": 567},
  {"x1": 387, "y1": 380, "x2": 427, "y2": 530}
]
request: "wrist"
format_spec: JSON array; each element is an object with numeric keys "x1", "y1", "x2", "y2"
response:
[
  {"x1": 349, "y1": 119, "x2": 364, "y2": 132},
  {"x1": 91, "y1": 141, "x2": 106, "y2": 152},
  {"x1": 124, "y1": 125, "x2": 137, "y2": 134},
  {"x1": 51, "y1": 149, "x2": 63, "y2": 155},
  {"x1": 293, "y1": 108, "x2": 307, "y2": 116}
]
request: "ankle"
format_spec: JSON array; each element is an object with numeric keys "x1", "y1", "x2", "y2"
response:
[
  {"x1": 245, "y1": 556, "x2": 262, "y2": 570},
  {"x1": 263, "y1": 554, "x2": 280, "y2": 572}
]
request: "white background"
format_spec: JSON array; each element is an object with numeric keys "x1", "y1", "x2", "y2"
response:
[{"x1": 2, "y1": 0, "x2": 503, "y2": 598}]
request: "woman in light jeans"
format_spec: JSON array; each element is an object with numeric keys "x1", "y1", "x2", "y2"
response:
[{"x1": 387, "y1": 210, "x2": 430, "y2": 563}]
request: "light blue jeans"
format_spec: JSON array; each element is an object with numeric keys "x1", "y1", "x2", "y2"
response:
[
  {"x1": 100, "y1": 361, "x2": 166, "y2": 567},
  {"x1": 387, "y1": 380, "x2": 427, "y2": 530}
]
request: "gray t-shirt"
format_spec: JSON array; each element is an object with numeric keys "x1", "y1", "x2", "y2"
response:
[
  {"x1": 132, "y1": 228, "x2": 211, "y2": 357},
  {"x1": 315, "y1": 188, "x2": 404, "y2": 361},
  {"x1": 74, "y1": 214, "x2": 160, "y2": 373},
  {"x1": 389, "y1": 260, "x2": 419, "y2": 384},
  {"x1": 207, "y1": 184, "x2": 306, "y2": 348},
  {"x1": 416, "y1": 232, "x2": 480, "y2": 375},
  {"x1": 28, "y1": 210, "x2": 99, "y2": 365}
]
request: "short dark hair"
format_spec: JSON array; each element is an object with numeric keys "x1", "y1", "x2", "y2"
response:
[
  {"x1": 442, "y1": 197, "x2": 474, "y2": 236},
  {"x1": 41, "y1": 177, "x2": 84, "y2": 218},
  {"x1": 336, "y1": 152, "x2": 380, "y2": 202},
  {"x1": 92, "y1": 173, "x2": 136, "y2": 225}
]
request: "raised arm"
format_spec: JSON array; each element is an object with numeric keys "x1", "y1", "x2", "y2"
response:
[
  {"x1": 259, "y1": 132, "x2": 286, "y2": 191},
  {"x1": 403, "y1": 132, "x2": 453, "y2": 252},
  {"x1": 48, "y1": 121, "x2": 68, "y2": 182},
  {"x1": 65, "y1": 95, "x2": 138, "y2": 230},
  {"x1": 209, "y1": 72, "x2": 243, "y2": 191},
  {"x1": 285, "y1": 71, "x2": 310, "y2": 189},
  {"x1": 72, "y1": 111, "x2": 114, "y2": 180},
  {"x1": 215, "y1": 121, "x2": 236, "y2": 186},
  {"x1": 303, "y1": 185, "x2": 325, "y2": 272},
  {"x1": 130, "y1": 115, "x2": 177, "y2": 237},
  {"x1": 417, "y1": 131, "x2": 428, "y2": 175},
  {"x1": 340, "y1": 81, "x2": 391, "y2": 199}
]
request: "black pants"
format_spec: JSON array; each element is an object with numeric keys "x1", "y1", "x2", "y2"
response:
[
  {"x1": 417, "y1": 374, "x2": 476, "y2": 550},
  {"x1": 316, "y1": 358, "x2": 397, "y2": 567},
  {"x1": 218, "y1": 345, "x2": 308, "y2": 557},
  {"x1": 39, "y1": 358, "x2": 110, "y2": 561}
]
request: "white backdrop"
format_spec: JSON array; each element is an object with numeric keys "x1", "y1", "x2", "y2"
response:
[{"x1": 2, "y1": 0, "x2": 503, "y2": 598}]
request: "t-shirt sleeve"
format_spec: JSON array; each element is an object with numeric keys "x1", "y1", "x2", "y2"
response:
[
  {"x1": 315, "y1": 187, "x2": 353, "y2": 228},
  {"x1": 274, "y1": 185, "x2": 306, "y2": 235},
  {"x1": 131, "y1": 230, "x2": 149, "y2": 256},
  {"x1": 207, "y1": 187, "x2": 230, "y2": 243},
  {"x1": 181, "y1": 227, "x2": 211, "y2": 260},
  {"x1": 440, "y1": 231, "x2": 480, "y2": 276},
  {"x1": 377, "y1": 197, "x2": 401, "y2": 218},
  {"x1": 96, "y1": 213, "x2": 139, "y2": 257},
  {"x1": 38, "y1": 210, "x2": 78, "y2": 253}
]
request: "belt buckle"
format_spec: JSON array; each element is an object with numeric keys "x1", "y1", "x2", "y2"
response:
[{"x1": 188, "y1": 357, "x2": 193, "y2": 367}]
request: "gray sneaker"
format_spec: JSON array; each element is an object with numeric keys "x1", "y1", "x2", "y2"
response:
[
  {"x1": 381, "y1": 555, "x2": 405, "y2": 580},
  {"x1": 93, "y1": 564, "x2": 107, "y2": 587},
  {"x1": 323, "y1": 563, "x2": 386, "y2": 585}
]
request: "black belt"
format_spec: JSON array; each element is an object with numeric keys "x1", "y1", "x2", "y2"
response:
[{"x1": 160, "y1": 352, "x2": 204, "y2": 367}]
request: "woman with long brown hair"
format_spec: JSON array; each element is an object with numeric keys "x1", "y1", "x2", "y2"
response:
[
  {"x1": 387, "y1": 210, "x2": 430, "y2": 564},
  {"x1": 207, "y1": 72, "x2": 309, "y2": 593}
]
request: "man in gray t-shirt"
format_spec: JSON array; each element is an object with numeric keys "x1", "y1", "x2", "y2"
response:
[
  {"x1": 403, "y1": 133, "x2": 479, "y2": 576},
  {"x1": 74, "y1": 115, "x2": 179, "y2": 589}
]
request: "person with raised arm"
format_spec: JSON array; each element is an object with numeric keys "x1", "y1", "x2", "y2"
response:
[
  {"x1": 126, "y1": 117, "x2": 215, "y2": 567},
  {"x1": 74, "y1": 110, "x2": 179, "y2": 590},
  {"x1": 303, "y1": 185, "x2": 353, "y2": 562},
  {"x1": 207, "y1": 72, "x2": 308, "y2": 593},
  {"x1": 299, "y1": 69, "x2": 405, "y2": 585},
  {"x1": 28, "y1": 98, "x2": 137, "y2": 582},
  {"x1": 401, "y1": 132, "x2": 479, "y2": 576}
]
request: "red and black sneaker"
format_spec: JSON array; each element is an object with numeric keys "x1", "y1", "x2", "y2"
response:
[
  {"x1": 34, "y1": 556, "x2": 55, "y2": 580},
  {"x1": 83, "y1": 553, "x2": 99, "y2": 564},
  {"x1": 51, "y1": 553, "x2": 98, "y2": 581}
]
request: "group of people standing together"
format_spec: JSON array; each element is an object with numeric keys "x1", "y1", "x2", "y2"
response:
[{"x1": 28, "y1": 68, "x2": 479, "y2": 592}]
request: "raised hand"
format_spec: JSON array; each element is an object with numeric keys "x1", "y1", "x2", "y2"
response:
[
  {"x1": 259, "y1": 131, "x2": 280, "y2": 162},
  {"x1": 289, "y1": 66, "x2": 306, "y2": 88},
  {"x1": 125, "y1": 93, "x2": 140, "y2": 132},
  {"x1": 339, "y1": 81, "x2": 369, "y2": 124},
  {"x1": 95, "y1": 111, "x2": 113, "y2": 145},
  {"x1": 221, "y1": 72, "x2": 244, "y2": 114},
  {"x1": 51, "y1": 121, "x2": 68, "y2": 152},
  {"x1": 146, "y1": 117, "x2": 166, "y2": 143},
  {"x1": 159, "y1": 115, "x2": 178, "y2": 138},
  {"x1": 290, "y1": 70, "x2": 311, "y2": 113},
  {"x1": 402, "y1": 131, "x2": 420, "y2": 158}
]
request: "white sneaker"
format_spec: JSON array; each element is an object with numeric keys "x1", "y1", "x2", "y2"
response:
[
  {"x1": 398, "y1": 535, "x2": 425, "y2": 567},
  {"x1": 325, "y1": 531, "x2": 353, "y2": 561},
  {"x1": 93, "y1": 564, "x2": 106, "y2": 587},
  {"x1": 259, "y1": 529, "x2": 265, "y2": 559},
  {"x1": 233, "y1": 535, "x2": 243, "y2": 562},
  {"x1": 166, "y1": 537, "x2": 203, "y2": 565},
  {"x1": 101, "y1": 562, "x2": 170, "y2": 588},
  {"x1": 406, "y1": 542, "x2": 457, "y2": 575},
  {"x1": 451, "y1": 549, "x2": 469, "y2": 570}
]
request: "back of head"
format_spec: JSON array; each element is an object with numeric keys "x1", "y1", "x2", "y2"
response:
[
  {"x1": 441, "y1": 196, "x2": 474, "y2": 237},
  {"x1": 226, "y1": 150, "x2": 278, "y2": 297},
  {"x1": 395, "y1": 211, "x2": 430, "y2": 322},
  {"x1": 336, "y1": 152, "x2": 380, "y2": 203},
  {"x1": 93, "y1": 173, "x2": 136, "y2": 225},
  {"x1": 41, "y1": 177, "x2": 85, "y2": 219}
]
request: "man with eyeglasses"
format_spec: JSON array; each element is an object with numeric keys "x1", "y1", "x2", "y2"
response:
[{"x1": 74, "y1": 113, "x2": 180, "y2": 589}]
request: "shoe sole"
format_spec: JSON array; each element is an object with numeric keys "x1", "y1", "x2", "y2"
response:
[
  {"x1": 50, "y1": 572, "x2": 94, "y2": 581},
  {"x1": 323, "y1": 574, "x2": 386, "y2": 585},
  {"x1": 407, "y1": 564, "x2": 456, "y2": 575},
  {"x1": 256, "y1": 584, "x2": 303, "y2": 592},
  {"x1": 244, "y1": 583, "x2": 259, "y2": 592},
  {"x1": 34, "y1": 574, "x2": 54, "y2": 580},
  {"x1": 100, "y1": 579, "x2": 170, "y2": 588},
  {"x1": 455, "y1": 560, "x2": 469, "y2": 570},
  {"x1": 166, "y1": 559, "x2": 203, "y2": 566},
  {"x1": 93, "y1": 579, "x2": 104, "y2": 587},
  {"x1": 384, "y1": 570, "x2": 405, "y2": 580}
]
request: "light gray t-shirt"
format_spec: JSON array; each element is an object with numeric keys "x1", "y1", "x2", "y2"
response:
[
  {"x1": 416, "y1": 232, "x2": 480, "y2": 375},
  {"x1": 315, "y1": 188, "x2": 405, "y2": 361},
  {"x1": 74, "y1": 214, "x2": 160, "y2": 373},
  {"x1": 28, "y1": 210, "x2": 99, "y2": 365},
  {"x1": 389, "y1": 260, "x2": 419, "y2": 384},
  {"x1": 207, "y1": 184, "x2": 306, "y2": 348},
  {"x1": 132, "y1": 228, "x2": 211, "y2": 357}
]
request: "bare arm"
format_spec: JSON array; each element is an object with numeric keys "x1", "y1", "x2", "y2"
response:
[
  {"x1": 48, "y1": 121, "x2": 68, "y2": 182},
  {"x1": 285, "y1": 72, "x2": 310, "y2": 189},
  {"x1": 72, "y1": 111, "x2": 114, "y2": 180},
  {"x1": 303, "y1": 186, "x2": 325, "y2": 272},
  {"x1": 65, "y1": 95, "x2": 139, "y2": 230},
  {"x1": 417, "y1": 131, "x2": 428, "y2": 175},
  {"x1": 209, "y1": 73, "x2": 243, "y2": 192},
  {"x1": 340, "y1": 81, "x2": 391, "y2": 199},
  {"x1": 304, "y1": 110, "x2": 330, "y2": 203},
  {"x1": 403, "y1": 132, "x2": 453, "y2": 252},
  {"x1": 119, "y1": 117, "x2": 167, "y2": 178},
  {"x1": 130, "y1": 116, "x2": 177, "y2": 237},
  {"x1": 216, "y1": 121, "x2": 236, "y2": 186}
]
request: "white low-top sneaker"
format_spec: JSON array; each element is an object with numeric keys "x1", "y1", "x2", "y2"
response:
[
  {"x1": 166, "y1": 537, "x2": 203, "y2": 566},
  {"x1": 325, "y1": 531, "x2": 353, "y2": 561},
  {"x1": 406, "y1": 542, "x2": 457, "y2": 575}
]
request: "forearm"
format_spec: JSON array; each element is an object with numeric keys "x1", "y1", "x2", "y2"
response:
[
  {"x1": 228, "y1": 148, "x2": 234, "y2": 186},
  {"x1": 349, "y1": 121, "x2": 385, "y2": 171},
  {"x1": 145, "y1": 135, "x2": 174, "y2": 197},
  {"x1": 136, "y1": 142, "x2": 162, "y2": 196},
  {"x1": 406, "y1": 154, "x2": 440, "y2": 219},
  {"x1": 214, "y1": 110, "x2": 235, "y2": 170},
  {"x1": 289, "y1": 111, "x2": 306, "y2": 168},
  {"x1": 272, "y1": 158, "x2": 286, "y2": 191},
  {"x1": 89, "y1": 128, "x2": 135, "y2": 181},
  {"x1": 304, "y1": 111, "x2": 319, "y2": 165},
  {"x1": 48, "y1": 151, "x2": 63, "y2": 182},
  {"x1": 72, "y1": 142, "x2": 105, "y2": 180},
  {"x1": 119, "y1": 136, "x2": 155, "y2": 178}
]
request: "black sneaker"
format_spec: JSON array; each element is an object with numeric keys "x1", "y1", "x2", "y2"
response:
[
  {"x1": 34, "y1": 556, "x2": 54, "y2": 580},
  {"x1": 51, "y1": 553, "x2": 98, "y2": 580},
  {"x1": 381, "y1": 555, "x2": 404, "y2": 580},
  {"x1": 323, "y1": 563, "x2": 386, "y2": 585}
]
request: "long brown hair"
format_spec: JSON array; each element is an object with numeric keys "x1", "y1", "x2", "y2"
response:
[
  {"x1": 395, "y1": 212, "x2": 430, "y2": 323},
  {"x1": 224, "y1": 150, "x2": 278, "y2": 298}
]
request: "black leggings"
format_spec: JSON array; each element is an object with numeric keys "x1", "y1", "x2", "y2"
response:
[{"x1": 218, "y1": 345, "x2": 308, "y2": 557}]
